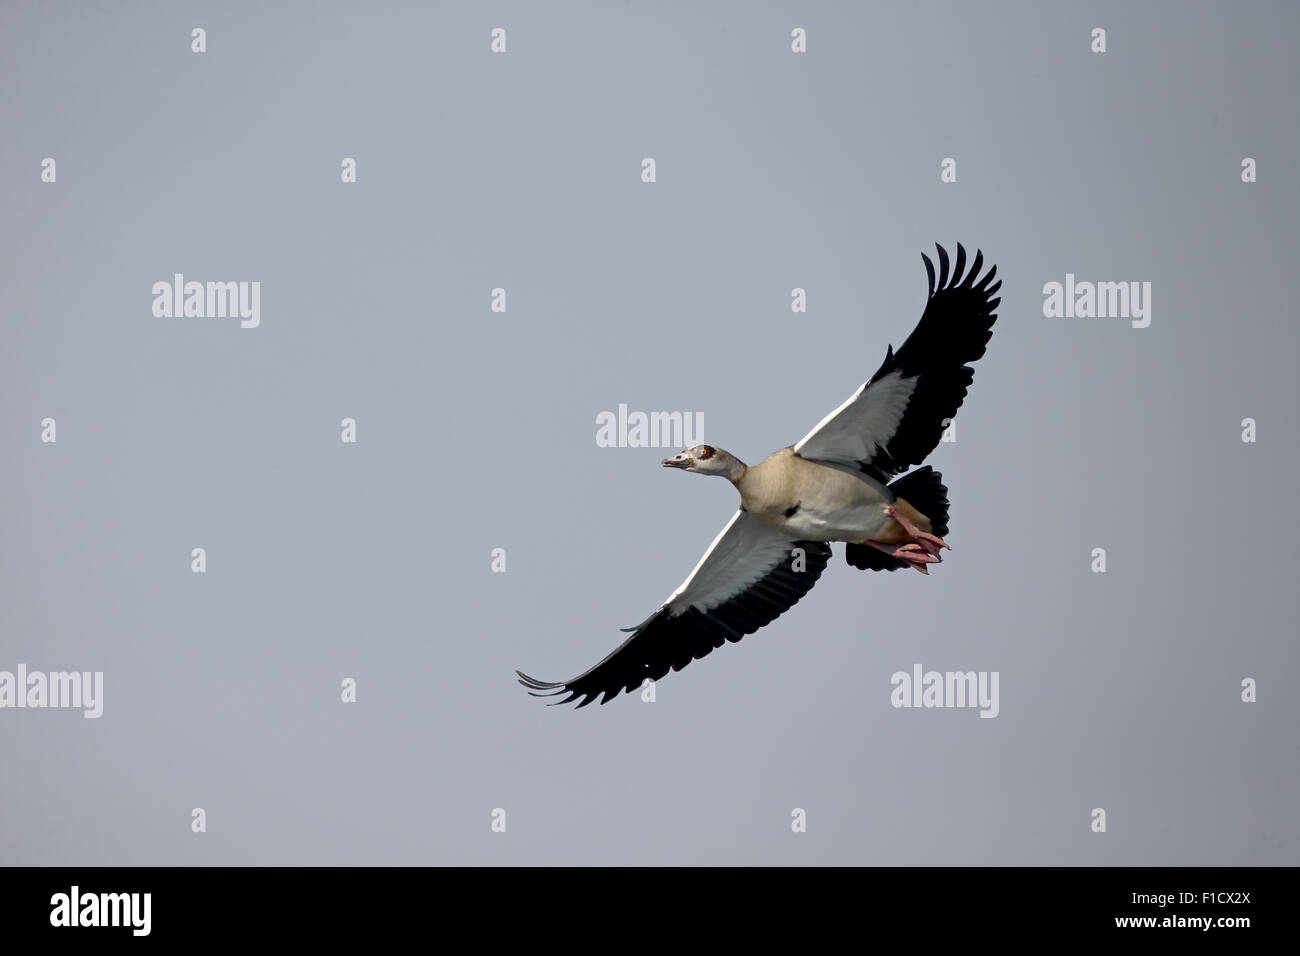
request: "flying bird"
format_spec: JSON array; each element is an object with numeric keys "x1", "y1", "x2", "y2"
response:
[{"x1": 519, "y1": 243, "x2": 1000, "y2": 707}]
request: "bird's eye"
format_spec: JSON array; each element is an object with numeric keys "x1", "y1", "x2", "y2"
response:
[{"x1": 696, "y1": 445, "x2": 715, "y2": 459}]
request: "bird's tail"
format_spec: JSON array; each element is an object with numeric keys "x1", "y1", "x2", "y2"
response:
[{"x1": 845, "y1": 467, "x2": 950, "y2": 571}]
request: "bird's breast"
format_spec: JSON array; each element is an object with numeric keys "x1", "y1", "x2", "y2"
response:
[{"x1": 739, "y1": 453, "x2": 892, "y2": 542}]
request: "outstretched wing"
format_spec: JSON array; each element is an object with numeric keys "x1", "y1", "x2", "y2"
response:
[
  {"x1": 794, "y1": 243, "x2": 1000, "y2": 481},
  {"x1": 517, "y1": 512, "x2": 832, "y2": 707}
]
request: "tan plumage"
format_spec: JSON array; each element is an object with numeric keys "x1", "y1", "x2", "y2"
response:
[{"x1": 732, "y1": 447, "x2": 929, "y2": 546}]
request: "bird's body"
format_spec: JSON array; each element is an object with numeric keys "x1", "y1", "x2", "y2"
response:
[
  {"x1": 736, "y1": 447, "x2": 906, "y2": 544},
  {"x1": 519, "y1": 243, "x2": 1001, "y2": 707}
]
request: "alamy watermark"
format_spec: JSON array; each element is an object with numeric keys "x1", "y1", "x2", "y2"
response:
[
  {"x1": 50, "y1": 886, "x2": 150, "y2": 936},
  {"x1": 890, "y1": 663, "x2": 999, "y2": 718},
  {"x1": 1042, "y1": 274, "x2": 1151, "y2": 328},
  {"x1": 152, "y1": 274, "x2": 261, "y2": 328},
  {"x1": 596, "y1": 404, "x2": 703, "y2": 448},
  {"x1": 0, "y1": 665, "x2": 103, "y2": 718}
]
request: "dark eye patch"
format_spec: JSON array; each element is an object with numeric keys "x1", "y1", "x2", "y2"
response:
[{"x1": 697, "y1": 445, "x2": 715, "y2": 459}]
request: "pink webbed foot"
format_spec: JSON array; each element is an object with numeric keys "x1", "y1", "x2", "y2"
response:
[
  {"x1": 887, "y1": 506, "x2": 951, "y2": 557},
  {"x1": 863, "y1": 540, "x2": 942, "y2": 574}
]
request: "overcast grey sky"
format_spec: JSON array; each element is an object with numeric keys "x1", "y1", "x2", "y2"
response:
[{"x1": 1, "y1": 1, "x2": 1296, "y2": 865}]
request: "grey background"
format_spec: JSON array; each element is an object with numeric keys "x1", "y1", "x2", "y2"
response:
[{"x1": 2, "y1": 0, "x2": 1296, "y2": 865}]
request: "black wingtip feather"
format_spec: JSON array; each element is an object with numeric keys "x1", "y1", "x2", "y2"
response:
[
  {"x1": 516, "y1": 670, "x2": 564, "y2": 690},
  {"x1": 526, "y1": 538, "x2": 833, "y2": 709},
  {"x1": 857, "y1": 243, "x2": 1000, "y2": 477}
]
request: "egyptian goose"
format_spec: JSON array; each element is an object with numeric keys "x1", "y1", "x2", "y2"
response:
[{"x1": 519, "y1": 244, "x2": 1001, "y2": 707}]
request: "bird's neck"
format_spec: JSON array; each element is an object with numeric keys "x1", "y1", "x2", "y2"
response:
[{"x1": 726, "y1": 458, "x2": 749, "y2": 486}]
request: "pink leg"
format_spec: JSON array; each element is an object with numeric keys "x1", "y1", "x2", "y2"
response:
[
  {"x1": 863, "y1": 540, "x2": 941, "y2": 574},
  {"x1": 888, "y1": 506, "x2": 950, "y2": 557}
]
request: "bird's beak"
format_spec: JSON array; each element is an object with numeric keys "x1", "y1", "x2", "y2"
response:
[{"x1": 662, "y1": 456, "x2": 691, "y2": 469}]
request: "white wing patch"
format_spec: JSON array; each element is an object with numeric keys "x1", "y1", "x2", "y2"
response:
[
  {"x1": 664, "y1": 511, "x2": 803, "y2": 616},
  {"x1": 793, "y1": 369, "x2": 917, "y2": 467}
]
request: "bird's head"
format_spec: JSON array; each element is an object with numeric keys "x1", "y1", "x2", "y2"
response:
[{"x1": 661, "y1": 445, "x2": 746, "y2": 481}]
